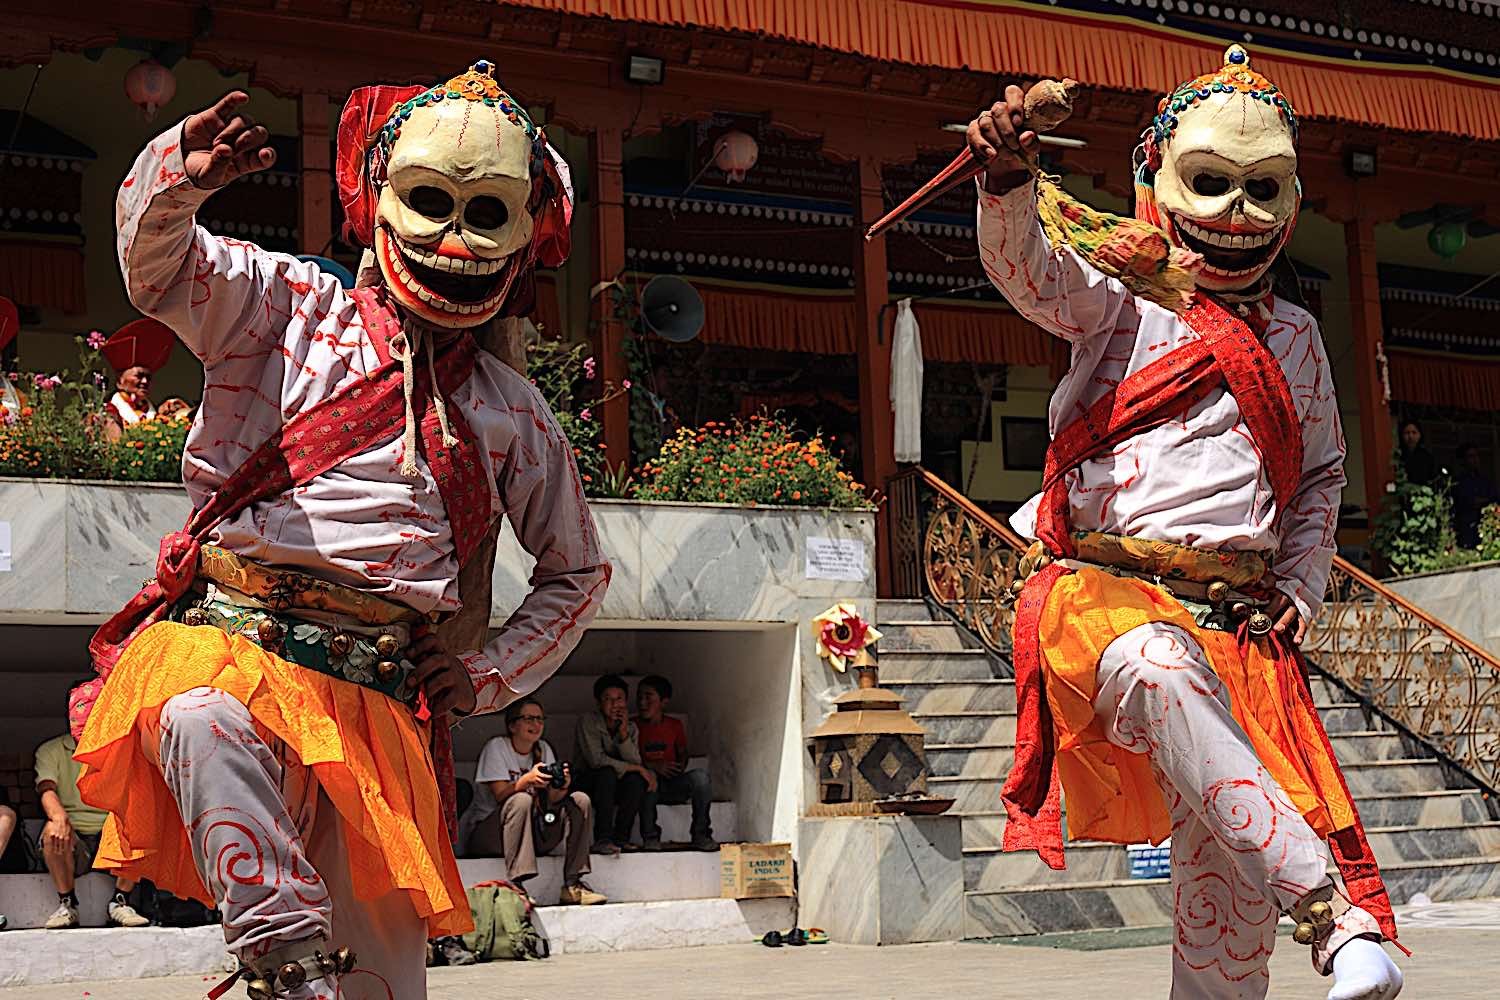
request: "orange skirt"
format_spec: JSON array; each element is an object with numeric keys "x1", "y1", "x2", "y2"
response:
[
  {"x1": 75, "y1": 621, "x2": 472, "y2": 938},
  {"x1": 1039, "y1": 568, "x2": 1357, "y2": 846}
]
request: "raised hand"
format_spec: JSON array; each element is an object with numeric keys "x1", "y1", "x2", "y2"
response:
[
  {"x1": 967, "y1": 84, "x2": 1042, "y2": 190},
  {"x1": 182, "y1": 92, "x2": 276, "y2": 190}
]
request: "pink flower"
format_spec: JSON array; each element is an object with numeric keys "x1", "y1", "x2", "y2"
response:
[
  {"x1": 92, "y1": 373, "x2": 106, "y2": 388},
  {"x1": 86, "y1": 330, "x2": 107, "y2": 350},
  {"x1": 622, "y1": 379, "x2": 633, "y2": 390},
  {"x1": 583, "y1": 356, "x2": 597, "y2": 379},
  {"x1": 579, "y1": 408, "x2": 593, "y2": 421},
  {"x1": 32, "y1": 373, "x2": 61, "y2": 391},
  {"x1": 1, "y1": 408, "x2": 15, "y2": 426}
]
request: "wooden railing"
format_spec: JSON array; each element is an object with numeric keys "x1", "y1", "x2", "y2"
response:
[{"x1": 887, "y1": 465, "x2": 1500, "y2": 796}]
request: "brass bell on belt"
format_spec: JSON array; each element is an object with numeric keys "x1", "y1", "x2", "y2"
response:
[
  {"x1": 1247, "y1": 612, "x2": 1273, "y2": 637},
  {"x1": 1292, "y1": 921, "x2": 1318, "y2": 945},
  {"x1": 1010, "y1": 578, "x2": 1027, "y2": 597},
  {"x1": 375, "y1": 633, "x2": 401, "y2": 658},
  {"x1": 376, "y1": 660, "x2": 400, "y2": 683},
  {"x1": 329, "y1": 632, "x2": 354, "y2": 658},
  {"x1": 278, "y1": 962, "x2": 307, "y2": 989},
  {"x1": 1308, "y1": 900, "x2": 1334, "y2": 925},
  {"x1": 1206, "y1": 581, "x2": 1230, "y2": 604},
  {"x1": 246, "y1": 978, "x2": 275, "y2": 1000},
  {"x1": 183, "y1": 607, "x2": 209, "y2": 627},
  {"x1": 256, "y1": 618, "x2": 285, "y2": 646}
]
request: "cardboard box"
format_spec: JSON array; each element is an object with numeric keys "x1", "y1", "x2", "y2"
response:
[{"x1": 720, "y1": 842, "x2": 795, "y2": 899}]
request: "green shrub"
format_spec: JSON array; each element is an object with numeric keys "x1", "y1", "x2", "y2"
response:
[{"x1": 633, "y1": 414, "x2": 870, "y2": 508}]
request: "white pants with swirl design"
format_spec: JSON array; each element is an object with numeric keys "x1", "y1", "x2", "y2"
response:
[
  {"x1": 1095, "y1": 622, "x2": 1360, "y2": 1000},
  {"x1": 154, "y1": 687, "x2": 425, "y2": 999}
]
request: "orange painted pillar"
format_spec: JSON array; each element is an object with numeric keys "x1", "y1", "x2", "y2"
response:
[
  {"x1": 853, "y1": 153, "x2": 896, "y2": 597},
  {"x1": 298, "y1": 93, "x2": 333, "y2": 256},
  {"x1": 1344, "y1": 211, "x2": 1394, "y2": 518},
  {"x1": 590, "y1": 124, "x2": 631, "y2": 470}
]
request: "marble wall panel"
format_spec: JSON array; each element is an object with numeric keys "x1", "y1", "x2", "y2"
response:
[
  {"x1": 0, "y1": 480, "x2": 67, "y2": 617},
  {"x1": 1389, "y1": 562, "x2": 1500, "y2": 657},
  {"x1": 798, "y1": 816, "x2": 964, "y2": 945}
]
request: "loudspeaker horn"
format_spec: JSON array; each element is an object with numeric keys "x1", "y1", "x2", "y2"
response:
[{"x1": 639, "y1": 275, "x2": 704, "y2": 343}]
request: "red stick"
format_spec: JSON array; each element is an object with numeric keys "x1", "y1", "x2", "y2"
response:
[{"x1": 864, "y1": 148, "x2": 984, "y2": 242}]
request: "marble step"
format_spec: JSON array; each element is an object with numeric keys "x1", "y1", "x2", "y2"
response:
[
  {"x1": 925, "y1": 729, "x2": 1417, "y2": 778},
  {"x1": 910, "y1": 710, "x2": 1017, "y2": 747},
  {"x1": 1348, "y1": 789, "x2": 1493, "y2": 826},
  {"x1": 962, "y1": 854, "x2": 1500, "y2": 938},
  {"x1": 1338, "y1": 759, "x2": 1451, "y2": 795},
  {"x1": 1318, "y1": 703, "x2": 1380, "y2": 733},
  {"x1": 878, "y1": 648, "x2": 998, "y2": 679},
  {"x1": 887, "y1": 679, "x2": 1016, "y2": 714},
  {"x1": 960, "y1": 822, "x2": 1500, "y2": 892},
  {"x1": 876, "y1": 621, "x2": 982, "y2": 654},
  {"x1": 456, "y1": 846, "x2": 725, "y2": 908},
  {"x1": 878, "y1": 598, "x2": 939, "y2": 623},
  {"x1": 928, "y1": 759, "x2": 1448, "y2": 816}
]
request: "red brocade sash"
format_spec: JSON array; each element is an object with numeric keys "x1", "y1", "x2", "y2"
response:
[
  {"x1": 83, "y1": 287, "x2": 490, "y2": 838},
  {"x1": 1000, "y1": 294, "x2": 1398, "y2": 941}
]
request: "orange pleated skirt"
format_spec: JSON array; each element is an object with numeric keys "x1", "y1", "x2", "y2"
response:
[
  {"x1": 74, "y1": 621, "x2": 472, "y2": 937},
  {"x1": 1038, "y1": 568, "x2": 1357, "y2": 846}
]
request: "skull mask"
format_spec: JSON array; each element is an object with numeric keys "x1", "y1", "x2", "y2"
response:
[
  {"x1": 1138, "y1": 46, "x2": 1299, "y2": 294},
  {"x1": 337, "y1": 61, "x2": 572, "y2": 330}
]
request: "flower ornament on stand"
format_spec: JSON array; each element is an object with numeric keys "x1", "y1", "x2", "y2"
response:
[{"x1": 812, "y1": 603, "x2": 882, "y2": 679}]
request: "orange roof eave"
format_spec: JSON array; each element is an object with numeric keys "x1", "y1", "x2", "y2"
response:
[{"x1": 497, "y1": 0, "x2": 1500, "y2": 140}]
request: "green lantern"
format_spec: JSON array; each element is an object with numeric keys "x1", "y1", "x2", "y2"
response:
[{"x1": 1428, "y1": 221, "x2": 1468, "y2": 259}]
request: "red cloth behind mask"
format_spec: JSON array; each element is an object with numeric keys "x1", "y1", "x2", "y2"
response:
[{"x1": 336, "y1": 85, "x2": 426, "y2": 248}]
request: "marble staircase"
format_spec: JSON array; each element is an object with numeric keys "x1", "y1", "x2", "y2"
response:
[{"x1": 875, "y1": 598, "x2": 1500, "y2": 940}]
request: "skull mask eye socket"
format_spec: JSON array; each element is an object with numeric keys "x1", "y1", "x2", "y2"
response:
[
  {"x1": 1245, "y1": 177, "x2": 1281, "y2": 202},
  {"x1": 406, "y1": 185, "x2": 455, "y2": 221},
  {"x1": 465, "y1": 196, "x2": 510, "y2": 231},
  {"x1": 1191, "y1": 172, "x2": 1231, "y2": 197}
]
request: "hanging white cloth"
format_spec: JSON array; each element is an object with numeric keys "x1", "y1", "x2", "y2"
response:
[{"x1": 890, "y1": 298, "x2": 924, "y2": 464}]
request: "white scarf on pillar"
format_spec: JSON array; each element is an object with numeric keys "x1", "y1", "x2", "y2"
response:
[{"x1": 890, "y1": 298, "x2": 924, "y2": 464}]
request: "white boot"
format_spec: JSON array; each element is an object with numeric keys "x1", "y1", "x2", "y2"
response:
[{"x1": 1327, "y1": 936, "x2": 1403, "y2": 1000}]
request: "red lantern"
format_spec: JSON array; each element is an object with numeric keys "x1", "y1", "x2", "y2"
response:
[
  {"x1": 124, "y1": 59, "x2": 177, "y2": 122},
  {"x1": 713, "y1": 131, "x2": 759, "y2": 183}
]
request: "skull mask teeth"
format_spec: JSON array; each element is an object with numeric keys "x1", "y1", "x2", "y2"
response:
[
  {"x1": 372, "y1": 66, "x2": 540, "y2": 328},
  {"x1": 1146, "y1": 46, "x2": 1300, "y2": 294}
]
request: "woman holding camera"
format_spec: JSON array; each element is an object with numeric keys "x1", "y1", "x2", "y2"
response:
[{"x1": 466, "y1": 697, "x2": 606, "y2": 905}]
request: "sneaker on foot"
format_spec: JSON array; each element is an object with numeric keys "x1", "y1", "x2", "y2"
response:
[
  {"x1": 640, "y1": 837, "x2": 663, "y2": 852},
  {"x1": 558, "y1": 881, "x2": 607, "y2": 906},
  {"x1": 590, "y1": 839, "x2": 621, "y2": 856},
  {"x1": 619, "y1": 840, "x2": 641, "y2": 853},
  {"x1": 0, "y1": 913, "x2": 8, "y2": 931},
  {"x1": 108, "y1": 899, "x2": 151, "y2": 928},
  {"x1": 692, "y1": 835, "x2": 718, "y2": 852},
  {"x1": 437, "y1": 936, "x2": 478, "y2": 966},
  {"x1": 43, "y1": 901, "x2": 79, "y2": 929}
]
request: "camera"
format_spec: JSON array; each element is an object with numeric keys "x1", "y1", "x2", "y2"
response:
[{"x1": 538, "y1": 760, "x2": 569, "y2": 789}]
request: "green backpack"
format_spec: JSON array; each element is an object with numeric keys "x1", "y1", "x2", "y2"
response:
[{"x1": 462, "y1": 880, "x2": 550, "y2": 961}]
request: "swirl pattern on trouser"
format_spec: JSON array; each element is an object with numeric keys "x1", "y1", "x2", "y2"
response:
[
  {"x1": 154, "y1": 687, "x2": 428, "y2": 998},
  {"x1": 1093, "y1": 623, "x2": 1331, "y2": 999},
  {"x1": 156, "y1": 688, "x2": 332, "y2": 961}
]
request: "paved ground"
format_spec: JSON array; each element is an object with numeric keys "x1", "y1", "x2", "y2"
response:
[
  {"x1": 8, "y1": 899, "x2": 1499, "y2": 999},
  {"x1": 0, "y1": 932, "x2": 1480, "y2": 1000}
]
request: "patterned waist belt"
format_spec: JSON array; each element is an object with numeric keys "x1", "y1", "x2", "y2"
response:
[
  {"x1": 173, "y1": 547, "x2": 427, "y2": 705},
  {"x1": 1021, "y1": 530, "x2": 1275, "y2": 633}
]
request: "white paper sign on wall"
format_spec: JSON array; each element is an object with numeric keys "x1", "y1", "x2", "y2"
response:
[
  {"x1": 804, "y1": 536, "x2": 866, "y2": 582},
  {"x1": 0, "y1": 521, "x2": 10, "y2": 572}
]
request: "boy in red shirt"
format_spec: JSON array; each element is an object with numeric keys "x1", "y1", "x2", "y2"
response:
[{"x1": 636, "y1": 676, "x2": 716, "y2": 852}]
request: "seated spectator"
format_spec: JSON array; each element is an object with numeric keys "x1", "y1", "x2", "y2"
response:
[
  {"x1": 1452, "y1": 443, "x2": 1499, "y2": 549},
  {"x1": 466, "y1": 697, "x2": 604, "y2": 907},
  {"x1": 1, "y1": 783, "x2": 29, "y2": 931},
  {"x1": 108, "y1": 365, "x2": 157, "y2": 427},
  {"x1": 35, "y1": 719, "x2": 149, "y2": 929},
  {"x1": 636, "y1": 676, "x2": 716, "y2": 852},
  {"x1": 574, "y1": 675, "x2": 656, "y2": 855}
]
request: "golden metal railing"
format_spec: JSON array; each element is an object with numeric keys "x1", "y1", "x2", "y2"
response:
[{"x1": 887, "y1": 465, "x2": 1500, "y2": 795}]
